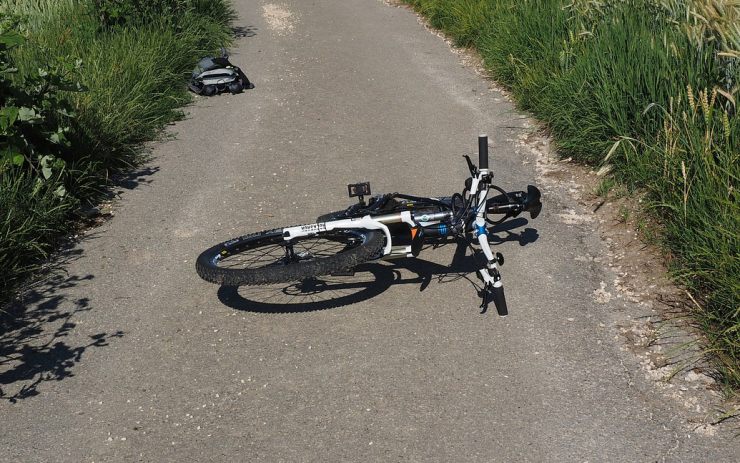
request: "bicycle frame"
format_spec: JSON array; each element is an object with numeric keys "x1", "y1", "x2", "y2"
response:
[
  {"x1": 282, "y1": 135, "x2": 513, "y2": 314},
  {"x1": 195, "y1": 134, "x2": 541, "y2": 315}
]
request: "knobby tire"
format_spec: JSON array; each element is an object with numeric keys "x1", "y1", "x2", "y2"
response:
[{"x1": 196, "y1": 227, "x2": 384, "y2": 286}]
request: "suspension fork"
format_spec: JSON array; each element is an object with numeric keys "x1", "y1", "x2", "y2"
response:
[
  {"x1": 471, "y1": 135, "x2": 508, "y2": 316},
  {"x1": 472, "y1": 173, "x2": 500, "y2": 284}
]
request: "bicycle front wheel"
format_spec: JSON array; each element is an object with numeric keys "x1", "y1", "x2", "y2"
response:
[{"x1": 196, "y1": 227, "x2": 384, "y2": 286}]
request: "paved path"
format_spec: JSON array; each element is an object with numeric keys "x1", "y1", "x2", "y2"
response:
[{"x1": 2, "y1": 1, "x2": 738, "y2": 461}]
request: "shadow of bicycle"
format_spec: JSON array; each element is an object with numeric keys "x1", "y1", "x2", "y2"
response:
[{"x1": 217, "y1": 221, "x2": 538, "y2": 313}]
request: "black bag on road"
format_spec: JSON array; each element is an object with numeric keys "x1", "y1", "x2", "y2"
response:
[{"x1": 189, "y1": 50, "x2": 254, "y2": 96}]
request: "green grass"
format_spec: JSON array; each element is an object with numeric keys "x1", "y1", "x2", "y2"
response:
[
  {"x1": 405, "y1": 0, "x2": 739, "y2": 391},
  {"x1": 0, "y1": 171, "x2": 76, "y2": 295},
  {"x1": 595, "y1": 178, "x2": 616, "y2": 197},
  {"x1": 0, "y1": 0, "x2": 235, "y2": 304}
]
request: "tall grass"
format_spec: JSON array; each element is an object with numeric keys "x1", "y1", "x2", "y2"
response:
[
  {"x1": 0, "y1": 171, "x2": 76, "y2": 294},
  {"x1": 652, "y1": 87, "x2": 739, "y2": 387},
  {"x1": 405, "y1": 0, "x2": 739, "y2": 390},
  {"x1": 0, "y1": 0, "x2": 234, "y2": 304}
]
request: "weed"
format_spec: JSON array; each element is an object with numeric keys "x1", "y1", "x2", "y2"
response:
[
  {"x1": 617, "y1": 204, "x2": 631, "y2": 223},
  {"x1": 596, "y1": 178, "x2": 616, "y2": 197}
]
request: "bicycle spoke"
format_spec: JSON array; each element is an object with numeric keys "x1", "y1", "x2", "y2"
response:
[
  {"x1": 220, "y1": 243, "x2": 284, "y2": 269},
  {"x1": 217, "y1": 233, "x2": 363, "y2": 270}
]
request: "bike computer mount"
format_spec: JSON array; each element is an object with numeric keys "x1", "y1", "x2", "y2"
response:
[{"x1": 347, "y1": 182, "x2": 371, "y2": 205}]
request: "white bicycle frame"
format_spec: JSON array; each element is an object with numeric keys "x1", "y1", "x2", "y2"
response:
[{"x1": 281, "y1": 165, "x2": 502, "y2": 289}]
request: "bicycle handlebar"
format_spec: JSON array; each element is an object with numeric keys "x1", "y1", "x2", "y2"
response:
[
  {"x1": 491, "y1": 284, "x2": 508, "y2": 316},
  {"x1": 486, "y1": 185, "x2": 542, "y2": 218},
  {"x1": 478, "y1": 134, "x2": 489, "y2": 170}
]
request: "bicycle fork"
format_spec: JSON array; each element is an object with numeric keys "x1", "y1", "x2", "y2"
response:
[
  {"x1": 471, "y1": 137, "x2": 508, "y2": 316},
  {"x1": 473, "y1": 216, "x2": 508, "y2": 316}
]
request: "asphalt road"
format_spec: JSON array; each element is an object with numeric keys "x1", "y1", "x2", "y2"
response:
[{"x1": 2, "y1": 1, "x2": 738, "y2": 461}]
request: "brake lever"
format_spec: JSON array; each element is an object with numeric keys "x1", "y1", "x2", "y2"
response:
[
  {"x1": 479, "y1": 286, "x2": 489, "y2": 314},
  {"x1": 462, "y1": 155, "x2": 477, "y2": 176}
]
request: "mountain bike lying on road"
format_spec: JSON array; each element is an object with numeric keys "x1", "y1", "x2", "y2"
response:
[{"x1": 196, "y1": 135, "x2": 542, "y2": 315}]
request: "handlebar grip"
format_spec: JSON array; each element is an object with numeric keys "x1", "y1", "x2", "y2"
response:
[
  {"x1": 492, "y1": 284, "x2": 508, "y2": 316},
  {"x1": 478, "y1": 134, "x2": 489, "y2": 170},
  {"x1": 486, "y1": 202, "x2": 522, "y2": 215}
]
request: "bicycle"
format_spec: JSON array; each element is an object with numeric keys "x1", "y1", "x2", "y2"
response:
[{"x1": 196, "y1": 135, "x2": 542, "y2": 316}]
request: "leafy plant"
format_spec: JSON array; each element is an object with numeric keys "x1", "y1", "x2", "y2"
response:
[
  {"x1": 93, "y1": 0, "x2": 189, "y2": 27},
  {"x1": 0, "y1": 1, "x2": 234, "y2": 304},
  {"x1": 91, "y1": 0, "x2": 236, "y2": 29},
  {"x1": 0, "y1": 13, "x2": 82, "y2": 188}
]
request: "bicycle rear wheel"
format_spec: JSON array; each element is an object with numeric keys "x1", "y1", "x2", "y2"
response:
[{"x1": 196, "y1": 227, "x2": 384, "y2": 286}]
